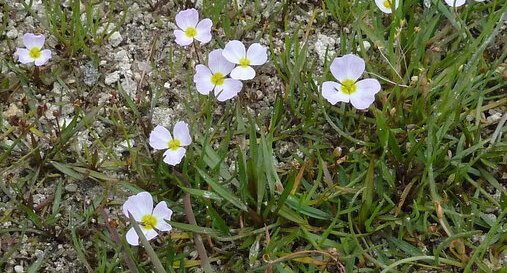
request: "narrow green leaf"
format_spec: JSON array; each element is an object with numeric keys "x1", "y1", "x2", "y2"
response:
[
  {"x1": 51, "y1": 161, "x2": 84, "y2": 180},
  {"x1": 180, "y1": 187, "x2": 223, "y2": 201},
  {"x1": 52, "y1": 180, "x2": 63, "y2": 216},
  {"x1": 196, "y1": 167, "x2": 248, "y2": 212},
  {"x1": 285, "y1": 195, "x2": 330, "y2": 220},
  {"x1": 169, "y1": 221, "x2": 221, "y2": 236}
]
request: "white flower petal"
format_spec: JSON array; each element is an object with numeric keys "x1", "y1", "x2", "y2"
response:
[
  {"x1": 23, "y1": 33, "x2": 45, "y2": 49},
  {"x1": 321, "y1": 81, "x2": 350, "y2": 105},
  {"x1": 149, "y1": 125, "x2": 172, "y2": 150},
  {"x1": 444, "y1": 0, "x2": 466, "y2": 6},
  {"x1": 330, "y1": 54, "x2": 365, "y2": 82},
  {"x1": 193, "y1": 64, "x2": 214, "y2": 95},
  {"x1": 356, "y1": 78, "x2": 381, "y2": 96},
  {"x1": 246, "y1": 43, "x2": 268, "y2": 65},
  {"x1": 34, "y1": 49, "x2": 51, "y2": 66},
  {"x1": 128, "y1": 225, "x2": 159, "y2": 246},
  {"x1": 126, "y1": 227, "x2": 139, "y2": 246},
  {"x1": 230, "y1": 66, "x2": 256, "y2": 80},
  {"x1": 350, "y1": 93, "x2": 376, "y2": 110},
  {"x1": 152, "y1": 202, "x2": 173, "y2": 232},
  {"x1": 152, "y1": 201, "x2": 173, "y2": 220},
  {"x1": 194, "y1": 18, "x2": 212, "y2": 44},
  {"x1": 215, "y1": 78, "x2": 242, "y2": 101},
  {"x1": 173, "y1": 121, "x2": 192, "y2": 146},
  {"x1": 222, "y1": 40, "x2": 246, "y2": 64},
  {"x1": 142, "y1": 228, "x2": 158, "y2": 241},
  {"x1": 375, "y1": 0, "x2": 398, "y2": 13},
  {"x1": 175, "y1": 8, "x2": 199, "y2": 30},
  {"x1": 156, "y1": 220, "x2": 172, "y2": 232},
  {"x1": 349, "y1": 79, "x2": 381, "y2": 110},
  {"x1": 208, "y1": 49, "x2": 235, "y2": 75},
  {"x1": 163, "y1": 147, "x2": 186, "y2": 166},
  {"x1": 122, "y1": 192, "x2": 154, "y2": 221},
  {"x1": 174, "y1": 29, "x2": 194, "y2": 46},
  {"x1": 15, "y1": 48, "x2": 34, "y2": 64}
]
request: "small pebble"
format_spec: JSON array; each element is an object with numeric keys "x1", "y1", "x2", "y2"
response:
[
  {"x1": 105, "y1": 71, "x2": 120, "y2": 85},
  {"x1": 81, "y1": 62, "x2": 100, "y2": 86},
  {"x1": 6, "y1": 28, "x2": 18, "y2": 39},
  {"x1": 65, "y1": 184, "x2": 78, "y2": 193},
  {"x1": 14, "y1": 265, "x2": 24, "y2": 273},
  {"x1": 108, "y1": 31, "x2": 123, "y2": 47}
]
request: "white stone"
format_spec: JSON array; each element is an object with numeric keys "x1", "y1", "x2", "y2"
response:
[
  {"x1": 137, "y1": 61, "x2": 151, "y2": 73},
  {"x1": 24, "y1": 16, "x2": 34, "y2": 26},
  {"x1": 115, "y1": 50, "x2": 132, "y2": 74},
  {"x1": 487, "y1": 112, "x2": 502, "y2": 123},
  {"x1": 164, "y1": 82, "x2": 171, "y2": 89},
  {"x1": 314, "y1": 33, "x2": 336, "y2": 62},
  {"x1": 32, "y1": 194, "x2": 45, "y2": 205},
  {"x1": 3, "y1": 103, "x2": 22, "y2": 118},
  {"x1": 71, "y1": 131, "x2": 91, "y2": 153},
  {"x1": 114, "y1": 49, "x2": 129, "y2": 63},
  {"x1": 6, "y1": 28, "x2": 18, "y2": 39},
  {"x1": 98, "y1": 93, "x2": 112, "y2": 104},
  {"x1": 14, "y1": 265, "x2": 24, "y2": 273},
  {"x1": 65, "y1": 184, "x2": 78, "y2": 192},
  {"x1": 357, "y1": 41, "x2": 371, "y2": 52},
  {"x1": 152, "y1": 107, "x2": 175, "y2": 128},
  {"x1": 58, "y1": 116, "x2": 74, "y2": 128},
  {"x1": 108, "y1": 31, "x2": 123, "y2": 47},
  {"x1": 121, "y1": 77, "x2": 137, "y2": 96},
  {"x1": 97, "y1": 23, "x2": 116, "y2": 35},
  {"x1": 105, "y1": 71, "x2": 120, "y2": 85},
  {"x1": 114, "y1": 140, "x2": 135, "y2": 154}
]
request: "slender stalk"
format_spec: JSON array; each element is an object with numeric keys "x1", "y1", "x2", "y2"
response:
[
  {"x1": 99, "y1": 208, "x2": 139, "y2": 273},
  {"x1": 33, "y1": 66, "x2": 42, "y2": 85},
  {"x1": 380, "y1": 256, "x2": 462, "y2": 273},
  {"x1": 192, "y1": 40, "x2": 202, "y2": 64},
  {"x1": 128, "y1": 213, "x2": 167, "y2": 273},
  {"x1": 174, "y1": 170, "x2": 214, "y2": 273}
]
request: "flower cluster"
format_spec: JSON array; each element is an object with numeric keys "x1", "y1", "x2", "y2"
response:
[
  {"x1": 129, "y1": 8, "x2": 268, "y2": 246},
  {"x1": 192, "y1": 41, "x2": 267, "y2": 102},
  {"x1": 173, "y1": 9, "x2": 268, "y2": 102}
]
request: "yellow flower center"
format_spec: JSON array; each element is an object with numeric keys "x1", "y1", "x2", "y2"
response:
[
  {"x1": 340, "y1": 79, "x2": 358, "y2": 95},
  {"x1": 383, "y1": 0, "x2": 392, "y2": 9},
  {"x1": 185, "y1": 27, "x2": 197, "y2": 38},
  {"x1": 239, "y1": 57, "x2": 250, "y2": 67},
  {"x1": 141, "y1": 214, "x2": 157, "y2": 230},
  {"x1": 29, "y1": 47, "x2": 42, "y2": 59},
  {"x1": 210, "y1": 72, "x2": 225, "y2": 86},
  {"x1": 168, "y1": 139, "x2": 181, "y2": 150}
]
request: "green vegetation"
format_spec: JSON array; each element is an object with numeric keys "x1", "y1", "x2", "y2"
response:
[{"x1": 0, "y1": 0, "x2": 506, "y2": 272}]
